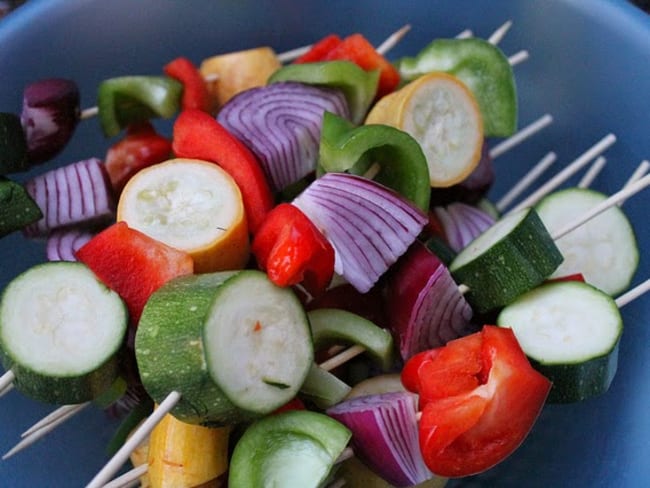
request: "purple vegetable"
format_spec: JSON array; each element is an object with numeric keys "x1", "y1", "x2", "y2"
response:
[
  {"x1": 434, "y1": 202, "x2": 496, "y2": 253},
  {"x1": 293, "y1": 173, "x2": 427, "y2": 293},
  {"x1": 46, "y1": 227, "x2": 95, "y2": 261},
  {"x1": 217, "y1": 82, "x2": 349, "y2": 192},
  {"x1": 21, "y1": 78, "x2": 81, "y2": 165},
  {"x1": 24, "y1": 157, "x2": 115, "y2": 237},
  {"x1": 327, "y1": 392, "x2": 433, "y2": 487},
  {"x1": 386, "y1": 241, "x2": 474, "y2": 360}
]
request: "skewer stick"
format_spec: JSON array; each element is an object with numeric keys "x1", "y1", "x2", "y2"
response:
[
  {"x1": 616, "y1": 278, "x2": 650, "y2": 308},
  {"x1": 496, "y1": 151, "x2": 557, "y2": 212},
  {"x1": 623, "y1": 160, "x2": 650, "y2": 189},
  {"x1": 319, "y1": 344, "x2": 366, "y2": 372},
  {"x1": 22, "y1": 402, "x2": 90, "y2": 438},
  {"x1": 86, "y1": 390, "x2": 181, "y2": 488},
  {"x1": 488, "y1": 20, "x2": 513, "y2": 45},
  {"x1": 0, "y1": 381, "x2": 14, "y2": 399},
  {"x1": 0, "y1": 369, "x2": 15, "y2": 392},
  {"x1": 455, "y1": 28, "x2": 473, "y2": 39},
  {"x1": 508, "y1": 133, "x2": 617, "y2": 213},
  {"x1": 577, "y1": 156, "x2": 607, "y2": 189},
  {"x1": 508, "y1": 49, "x2": 528, "y2": 66},
  {"x1": 101, "y1": 464, "x2": 148, "y2": 488},
  {"x1": 489, "y1": 114, "x2": 554, "y2": 160},
  {"x1": 551, "y1": 173, "x2": 650, "y2": 241},
  {"x1": 375, "y1": 24, "x2": 412, "y2": 55}
]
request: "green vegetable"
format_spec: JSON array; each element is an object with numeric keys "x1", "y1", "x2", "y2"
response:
[
  {"x1": 136, "y1": 270, "x2": 314, "y2": 426},
  {"x1": 268, "y1": 60, "x2": 379, "y2": 123},
  {"x1": 0, "y1": 262, "x2": 127, "y2": 404},
  {"x1": 97, "y1": 75, "x2": 183, "y2": 137},
  {"x1": 397, "y1": 37, "x2": 517, "y2": 136},
  {"x1": 229, "y1": 410, "x2": 351, "y2": 488},
  {"x1": 0, "y1": 177, "x2": 43, "y2": 237},
  {"x1": 318, "y1": 111, "x2": 431, "y2": 210},
  {"x1": 0, "y1": 113, "x2": 28, "y2": 174},
  {"x1": 449, "y1": 208, "x2": 563, "y2": 313},
  {"x1": 498, "y1": 280, "x2": 622, "y2": 403},
  {"x1": 300, "y1": 363, "x2": 351, "y2": 409}
]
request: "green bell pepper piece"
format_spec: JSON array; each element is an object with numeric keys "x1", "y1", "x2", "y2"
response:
[
  {"x1": 397, "y1": 37, "x2": 517, "y2": 137},
  {"x1": 0, "y1": 113, "x2": 28, "y2": 175},
  {"x1": 97, "y1": 75, "x2": 183, "y2": 137},
  {"x1": 300, "y1": 363, "x2": 352, "y2": 409},
  {"x1": 0, "y1": 177, "x2": 42, "y2": 237},
  {"x1": 268, "y1": 60, "x2": 379, "y2": 124},
  {"x1": 318, "y1": 111, "x2": 431, "y2": 211}
]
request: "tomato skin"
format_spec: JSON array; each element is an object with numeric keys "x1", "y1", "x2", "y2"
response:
[{"x1": 402, "y1": 325, "x2": 551, "y2": 478}]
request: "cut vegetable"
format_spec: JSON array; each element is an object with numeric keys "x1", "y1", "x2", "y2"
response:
[
  {"x1": 217, "y1": 81, "x2": 349, "y2": 192},
  {"x1": 228, "y1": 410, "x2": 351, "y2": 488},
  {"x1": 534, "y1": 187, "x2": 638, "y2": 296},
  {"x1": 300, "y1": 363, "x2": 352, "y2": 409},
  {"x1": 433, "y1": 201, "x2": 496, "y2": 253},
  {"x1": 449, "y1": 208, "x2": 563, "y2": 313},
  {"x1": 365, "y1": 72, "x2": 484, "y2": 188},
  {"x1": 136, "y1": 271, "x2": 313, "y2": 424},
  {"x1": 117, "y1": 158, "x2": 249, "y2": 273},
  {"x1": 0, "y1": 261, "x2": 127, "y2": 404},
  {"x1": 46, "y1": 227, "x2": 94, "y2": 261},
  {"x1": 293, "y1": 173, "x2": 427, "y2": 293},
  {"x1": 497, "y1": 280, "x2": 622, "y2": 403},
  {"x1": 0, "y1": 177, "x2": 42, "y2": 238}
]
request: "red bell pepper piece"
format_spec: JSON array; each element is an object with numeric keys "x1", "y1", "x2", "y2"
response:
[
  {"x1": 163, "y1": 56, "x2": 212, "y2": 112},
  {"x1": 76, "y1": 221, "x2": 194, "y2": 325},
  {"x1": 547, "y1": 273, "x2": 586, "y2": 283},
  {"x1": 104, "y1": 122, "x2": 172, "y2": 194},
  {"x1": 252, "y1": 203, "x2": 334, "y2": 297},
  {"x1": 401, "y1": 325, "x2": 551, "y2": 478},
  {"x1": 172, "y1": 109, "x2": 275, "y2": 234},
  {"x1": 295, "y1": 34, "x2": 342, "y2": 63}
]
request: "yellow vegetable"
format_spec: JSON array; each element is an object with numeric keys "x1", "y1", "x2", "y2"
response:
[
  {"x1": 147, "y1": 413, "x2": 231, "y2": 488},
  {"x1": 117, "y1": 158, "x2": 250, "y2": 273},
  {"x1": 365, "y1": 72, "x2": 484, "y2": 188},
  {"x1": 200, "y1": 46, "x2": 282, "y2": 109}
]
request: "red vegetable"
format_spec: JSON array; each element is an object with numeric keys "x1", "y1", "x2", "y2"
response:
[
  {"x1": 295, "y1": 34, "x2": 342, "y2": 63},
  {"x1": 252, "y1": 203, "x2": 334, "y2": 297},
  {"x1": 163, "y1": 56, "x2": 212, "y2": 112},
  {"x1": 172, "y1": 109, "x2": 274, "y2": 234},
  {"x1": 104, "y1": 122, "x2": 172, "y2": 194},
  {"x1": 402, "y1": 325, "x2": 551, "y2": 478},
  {"x1": 76, "y1": 221, "x2": 194, "y2": 325}
]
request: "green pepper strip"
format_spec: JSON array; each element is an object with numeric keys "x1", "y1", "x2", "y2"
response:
[
  {"x1": 0, "y1": 113, "x2": 28, "y2": 174},
  {"x1": 268, "y1": 60, "x2": 379, "y2": 124},
  {"x1": 397, "y1": 37, "x2": 517, "y2": 137},
  {"x1": 97, "y1": 76, "x2": 183, "y2": 137},
  {"x1": 0, "y1": 177, "x2": 42, "y2": 237},
  {"x1": 318, "y1": 111, "x2": 431, "y2": 211}
]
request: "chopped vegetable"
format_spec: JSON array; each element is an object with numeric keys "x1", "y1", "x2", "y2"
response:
[
  {"x1": 216, "y1": 81, "x2": 349, "y2": 193},
  {"x1": 0, "y1": 112, "x2": 28, "y2": 174},
  {"x1": 46, "y1": 227, "x2": 94, "y2": 261},
  {"x1": 171, "y1": 109, "x2": 274, "y2": 234},
  {"x1": 0, "y1": 177, "x2": 42, "y2": 237},
  {"x1": 433, "y1": 201, "x2": 496, "y2": 253},
  {"x1": 295, "y1": 34, "x2": 342, "y2": 63},
  {"x1": 251, "y1": 202, "x2": 334, "y2": 296},
  {"x1": 300, "y1": 363, "x2": 352, "y2": 409},
  {"x1": 163, "y1": 56, "x2": 212, "y2": 112}
]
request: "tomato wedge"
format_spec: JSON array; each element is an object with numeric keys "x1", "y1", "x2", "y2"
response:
[{"x1": 401, "y1": 325, "x2": 551, "y2": 478}]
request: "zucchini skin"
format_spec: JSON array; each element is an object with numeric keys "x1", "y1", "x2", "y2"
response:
[{"x1": 450, "y1": 209, "x2": 563, "y2": 313}]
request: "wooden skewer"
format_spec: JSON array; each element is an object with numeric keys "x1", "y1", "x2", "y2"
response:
[
  {"x1": 22, "y1": 402, "x2": 91, "y2": 438},
  {"x1": 508, "y1": 49, "x2": 528, "y2": 66},
  {"x1": 0, "y1": 381, "x2": 14, "y2": 399},
  {"x1": 455, "y1": 28, "x2": 473, "y2": 39},
  {"x1": 616, "y1": 278, "x2": 650, "y2": 308},
  {"x1": 488, "y1": 20, "x2": 513, "y2": 45},
  {"x1": 577, "y1": 156, "x2": 607, "y2": 189},
  {"x1": 319, "y1": 344, "x2": 366, "y2": 372},
  {"x1": 496, "y1": 151, "x2": 557, "y2": 212},
  {"x1": 489, "y1": 113, "x2": 554, "y2": 160},
  {"x1": 101, "y1": 464, "x2": 148, "y2": 488},
  {"x1": 623, "y1": 160, "x2": 650, "y2": 189},
  {"x1": 0, "y1": 369, "x2": 15, "y2": 392},
  {"x1": 508, "y1": 133, "x2": 617, "y2": 213}
]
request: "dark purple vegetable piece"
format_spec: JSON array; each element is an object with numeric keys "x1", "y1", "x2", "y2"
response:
[
  {"x1": 292, "y1": 173, "x2": 427, "y2": 293},
  {"x1": 23, "y1": 157, "x2": 115, "y2": 237},
  {"x1": 385, "y1": 240, "x2": 474, "y2": 360},
  {"x1": 327, "y1": 391, "x2": 433, "y2": 487},
  {"x1": 217, "y1": 81, "x2": 350, "y2": 193},
  {"x1": 433, "y1": 201, "x2": 496, "y2": 253},
  {"x1": 21, "y1": 78, "x2": 81, "y2": 165}
]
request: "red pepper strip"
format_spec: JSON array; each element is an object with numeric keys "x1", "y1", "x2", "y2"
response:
[
  {"x1": 401, "y1": 325, "x2": 551, "y2": 478},
  {"x1": 546, "y1": 273, "x2": 586, "y2": 283},
  {"x1": 172, "y1": 109, "x2": 275, "y2": 234},
  {"x1": 163, "y1": 56, "x2": 212, "y2": 112},
  {"x1": 104, "y1": 122, "x2": 172, "y2": 194},
  {"x1": 271, "y1": 397, "x2": 306, "y2": 415},
  {"x1": 294, "y1": 34, "x2": 342, "y2": 63},
  {"x1": 76, "y1": 221, "x2": 194, "y2": 325},
  {"x1": 252, "y1": 203, "x2": 334, "y2": 297}
]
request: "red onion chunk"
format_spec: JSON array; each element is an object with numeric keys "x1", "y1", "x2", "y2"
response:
[
  {"x1": 293, "y1": 173, "x2": 427, "y2": 293},
  {"x1": 21, "y1": 78, "x2": 80, "y2": 165},
  {"x1": 24, "y1": 158, "x2": 115, "y2": 237},
  {"x1": 46, "y1": 228, "x2": 95, "y2": 261},
  {"x1": 327, "y1": 392, "x2": 432, "y2": 487},
  {"x1": 434, "y1": 202, "x2": 496, "y2": 253},
  {"x1": 217, "y1": 82, "x2": 349, "y2": 192},
  {"x1": 386, "y1": 241, "x2": 474, "y2": 360}
]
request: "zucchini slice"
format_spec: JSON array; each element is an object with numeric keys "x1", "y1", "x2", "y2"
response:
[
  {"x1": 0, "y1": 262, "x2": 127, "y2": 404},
  {"x1": 535, "y1": 187, "x2": 639, "y2": 296},
  {"x1": 497, "y1": 280, "x2": 622, "y2": 403},
  {"x1": 449, "y1": 208, "x2": 563, "y2": 313}
]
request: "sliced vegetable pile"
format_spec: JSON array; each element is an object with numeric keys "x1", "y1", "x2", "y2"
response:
[{"x1": 0, "y1": 23, "x2": 646, "y2": 488}]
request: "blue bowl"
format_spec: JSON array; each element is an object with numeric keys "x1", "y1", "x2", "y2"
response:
[{"x1": 1, "y1": 0, "x2": 649, "y2": 486}]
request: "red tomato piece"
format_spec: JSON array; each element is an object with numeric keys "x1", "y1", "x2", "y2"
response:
[
  {"x1": 294, "y1": 34, "x2": 343, "y2": 63},
  {"x1": 402, "y1": 325, "x2": 551, "y2": 478},
  {"x1": 76, "y1": 221, "x2": 194, "y2": 325}
]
